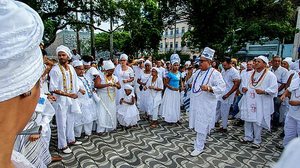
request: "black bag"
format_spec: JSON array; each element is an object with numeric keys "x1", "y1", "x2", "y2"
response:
[{"x1": 139, "y1": 84, "x2": 143, "y2": 91}]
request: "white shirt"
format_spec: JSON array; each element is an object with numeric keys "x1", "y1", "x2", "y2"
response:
[
  {"x1": 287, "y1": 78, "x2": 300, "y2": 120},
  {"x1": 270, "y1": 66, "x2": 288, "y2": 95},
  {"x1": 221, "y1": 66, "x2": 240, "y2": 104}
]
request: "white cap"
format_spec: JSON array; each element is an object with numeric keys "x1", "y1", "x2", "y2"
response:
[
  {"x1": 56, "y1": 45, "x2": 72, "y2": 60},
  {"x1": 283, "y1": 57, "x2": 293, "y2": 66},
  {"x1": 185, "y1": 61, "x2": 191, "y2": 66},
  {"x1": 240, "y1": 62, "x2": 247, "y2": 69},
  {"x1": 120, "y1": 53, "x2": 128, "y2": 60},
  {"x1": 0, "y1": 0, "x2": 44, "y2": 102},
  {"x1": 72, "y1": 60, "x2": 83, "y2": 67},
  {"x1": 201, "y1": 47, "x2": 215, "y2": 60},
  {"x1": 83, "y1": 61, "x2": 91, "y2": 66},
  {"x1": 103, "y1": 60, "x2": 115, "y2": 70},
  {"x1": 144, "y1": 60, "x2": 152, "y2": 66},
  {"x1": 257, "y1": 55, "x2": 269, "y2": 64}
]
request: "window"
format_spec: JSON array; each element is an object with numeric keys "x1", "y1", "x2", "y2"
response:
[
  {"x1": 170, "y1": 29, "x2": 173, "y2": 35},
  {"x1": 160, "y1": 43, "x2": 163, "y2": 49},
  {"x1": 176, "y1": 28, "x2": 179, "y2": 34},
  {"x1": 165, "y1": 42, "x2": 168, "y2": 49},
  {"x1": 170, "y1": 42, "x2": 173, "y2": 49},
  {"x1": 182, "y1": 27, "x2": 185, "y2": 34},
  {"x1": 175, "y1": 42, "x2": 178, "y2": 49},
  {"x1": 165, "y1": 30, "x2": 168, "y2": 36}
]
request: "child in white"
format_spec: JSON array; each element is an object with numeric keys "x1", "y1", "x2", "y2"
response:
[{"x1": 117, "y1": 84, "x2": 140, "y2": 127}]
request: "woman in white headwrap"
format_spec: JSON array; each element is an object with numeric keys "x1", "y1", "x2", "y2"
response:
[
  {"x1": 160, "y1": 54, "x2": 184, "y2": 124},
  {"x1": 137, "y1": 60, "x2": 152, "y2": 116},
  {"x1": 0, "y1": 1, "x2": 44, "y2": 167},
  {"x1": 114, "y1": 54, "x2": 135, "y2": 105},
  {"x1": 117, "y1": 84, "x2": 140, "y2": 127},
  {"x1": 145, "y1": 67, "x2": 164, "y2": 128},
  {"x1": 94, "y1": 60, "x2": 121, "y2": 134}
]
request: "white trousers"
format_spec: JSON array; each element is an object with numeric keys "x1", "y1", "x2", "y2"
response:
[
  {"x1": 194, "y1": 132, "x2": 207, "y2": 151},
  {"x1": 244, "y1": 122, "x2": 262, "y2": 145},
  {"x1": 97, "y1": 126, "x2": 114, "y2": 133},
  {"x1": 283, "y1": 115, "x2": 300, "y2": 147},
  {"x1": 55, "y1": 105, "x2": 76, "y2": 149},
  {"x1": 279, "y1": 104, "x2": 288, "y2": 124},
  {"x1": 216, "y1": 101, "x2": 231, "y2": 129},
  {"x1": 151, "y1": 106, "x2": 159, "y2": 121},
  {"x1": 74, "y1": 122, "x2": 93, "y2": 137}
]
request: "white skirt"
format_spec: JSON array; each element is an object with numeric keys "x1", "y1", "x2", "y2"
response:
[
  {"x1": 117, "y1": 104, "x2": 140, "y2": 127},
  {"x1": 96, "y1": 91, "x2": 117, "y2": 129},
  {"x1": 160, "y1": 88, "x2": 181, "y2": 123},
  {"x1": 74, "y1": 98, "x2": 96, "y2": 127}
]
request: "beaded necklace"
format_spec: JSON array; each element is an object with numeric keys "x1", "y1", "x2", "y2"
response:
[
  {"x1": 105, "y1": 75, "x2": 116, "y2": 101},
  {"x1": 79, "y1": 77, "x2": 93, "y2": 98},
  {"x1": 192, "y1": 68, "x2": 214, "y2": 93},
  {"x1": 58, "y1": 64, "x2": 73, "y2": 93},
  {"x1": 249, "y1": 69, "x2": 267, "y2": 88}
]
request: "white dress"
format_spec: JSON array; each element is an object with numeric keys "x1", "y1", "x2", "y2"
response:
[
  {"x1": 145, "y1": 76, "x2": 164, "y2": 116},
  {"x1": 96, "y1": 75, "x2": 119, "y2": 130},
  {"x1": 117, "y1": 92, "x2": 140, "y2": 127},
  {"x1": 114, "y1": 66, "x2": 135, "y2": 104},
  {"x1": 138, "y1": 71, "x2": 151, "y2": 112}
]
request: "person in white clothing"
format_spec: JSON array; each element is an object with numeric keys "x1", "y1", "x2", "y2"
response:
[
  {"x1": 280, "y1": 77, "x2": 300, "y2": 147},
  {"x1": 117, "y1": 84, "x2": 140, "y2": 128},
  {"x1": 156, "y1": 60, "x2": 166, "y2": 78},
  {"x1": 49, "y1": 45, "x2": 82, "y2": 154},
  {"x1": 216, "y1": 57, "x2": 241, "y2": 132},
  {"x1": 189, "y1": 47, "x2": 226, "y2": 156},
  {"x1": 239, "y1": 56, "x2": 278, "y2": 149},
  {"x1": 145, "y1": 67, "x2": 164, "y2": 128},
  {"x1": 94, "y1": 60, "x2": 121, "y2": 134}
]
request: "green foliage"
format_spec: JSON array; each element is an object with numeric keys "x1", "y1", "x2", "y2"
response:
[{"x1": 95, "y1": 31, "x2": 131, "y2": 52}]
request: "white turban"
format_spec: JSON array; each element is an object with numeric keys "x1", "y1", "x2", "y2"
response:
[
  {"x1": 83, "y1": 61, "x2": 91, "y2": 66},
  {"x1": 0, "y1": 1, "x2": 44, "y2": 102},
  {"x1": 124, "y1": 84, "x2": 133, "y2": 90},
  {"x1": 185, "y1": 61, "x2": 191, "y2": 66},
  {"x1": 120, "y1": 54, "x2": 128, "y2": 60},
  {"x1": 152, "y1": 67, "x2": 159, "y2": 73},
  {"x1": 257, "y1": 55, "x2": 269, "y2": 64},
  {"x1": 72, "y1": 60, "x2": 83, "y2": 67},
  {"x1": 103, "y1": 60, "x2": 115, "y2": 70},
  {"x1": 283, "y1": 57, "x2": 293, "y2": 67},
  {"x1": 144, "y1": 60, "x2": 152, "y2": 66},
  {"x1": 240, "y1": 62, "x2": 247, "y2": 69},
  {"x1": 170, "y1": 54, "x2": 181, "y2": 65},
  {"x1": 56, "y1": 45, "x2": 72, "y2": 60}
]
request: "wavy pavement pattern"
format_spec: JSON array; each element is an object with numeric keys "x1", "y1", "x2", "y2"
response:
[{"x1": 49, "y1": 115, "x2": 282, "y2": 168}]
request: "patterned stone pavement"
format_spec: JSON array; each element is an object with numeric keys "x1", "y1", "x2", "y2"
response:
[{"x1": 49, "y1": 114, "x2": 283, "y2": 168}]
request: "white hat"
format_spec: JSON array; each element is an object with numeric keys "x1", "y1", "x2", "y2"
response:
[
  {"x1": 120, "y1": 53, "x2": 128, "y2": 60},
  {"x1": 144, "y1": 60, "x2": 152, "y2": 66},
  {"x1": 82, "y1": 61, "x2": 91, "y2": 66},
  {"x1": 72, "y1": 60, "x2": 83, "y2": 67},
  {"x1": 56, "y1": 45, "x2": 72, "y2": 60},
  {"x1": 124, "y1": 84, "x2": 133, "y2": 90},
  {"x1": 257, "y1": 55, "x2": 269, "y2": 64},
  {"x1": 170, "y1": 54, "x2": 180, "y2": 65},
  {"x1": 185, "y1": 61, "x2": 191, "y2": 66},
  {"x1": 240, "y1": 62, "x2": 247, "y2": 69},
  {"x1": 201, "y1": 47, "x2": 215, "y2": 60},
  {"x1": 103, "y1": 60, "x2": 115, "y2": 70},
  {"x1": 0, "y1": 1, "x2": 44, "y2": 102},
  {"x1": 283, "y1": 57, "x2": 293, "y2": 67}
]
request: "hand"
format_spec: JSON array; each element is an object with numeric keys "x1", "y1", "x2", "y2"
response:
[
  {"x1": 172, "y1": 87, "x2": 179, "y2": 91},
  {"x1": 123, "y1": 79, "x2": 127, "y2": 83},
  {"x1": 47, "y1": 95, "x2": 57, "y2": 102},
  {"x1": 200, "y1": 85, "x2": 209, "y2": 91},
  {"x1": 289, "y1": 100, "x2": 300, "y2": 106},
  {"x1": 120, "y1": 98, "x2": 124, "y2": 104},
  {"x1": 68, "y1": 93, "x2": 78, "y2": 99},
  {"x1": 144, "y1": 86, "x2": 148, "y2": 90},
  {"x1": 242, "y1": 87, "x2": 248, "y2": 93},
  {"x1": 28, "y1": 134, "x2": 40, "y2": 142},
  {"x1": 280, "y1": 95, "x2": 286, "y2": 102},
  {"x1": 148, "y1": 86, "x2": 154, "y2": 89},
  {"x1": 108, "y1": 83, "x2": 113, "y2": 87},
  {"x1": 222, "y1": 94, "x2": 229, "y2": 100},
  {"x1": 79, "y1": 89, "x2": 86, "y2": 95},
  {"x1": 255, "y1": 89, "x2": 265, "y2": 95}
]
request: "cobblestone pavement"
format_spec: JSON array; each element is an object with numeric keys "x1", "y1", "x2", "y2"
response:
[{"x1": 49, "y1": 115, "x2": 283, "y2": 168}]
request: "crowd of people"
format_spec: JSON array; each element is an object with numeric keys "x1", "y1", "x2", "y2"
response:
[{"x1": 1, "y1": 1, "x2": 300, "y2": 168}]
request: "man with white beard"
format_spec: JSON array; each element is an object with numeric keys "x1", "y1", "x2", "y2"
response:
[
  {"x1": 189, "y1": 47, "x2": 226, "y2": 156},
  {"x1": 239, "y1": 56, "x2": 277, "y2": 149}
]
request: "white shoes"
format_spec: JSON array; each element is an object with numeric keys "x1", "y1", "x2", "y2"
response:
[
  {"x1": 191, "y1": 149, "x2": 203, "y2": 156},
  {"x1": 73, "y1": 141, "x2": 82, "y2": 145},
  {"x1": 62, "y1": 147, "x2": 72, "y2": 154}
]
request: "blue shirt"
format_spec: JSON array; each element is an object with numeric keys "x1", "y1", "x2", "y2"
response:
[{"x1": 167, "y1": 72, "x2": 181, "y2": 88}]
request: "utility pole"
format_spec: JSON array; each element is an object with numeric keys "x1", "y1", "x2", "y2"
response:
[
  {"x1": 173, "y1": 3, "x2": 177, "y2": 54},
  {"x1": 90, "y1": 0, "x2": 95, "y2": 59},
  {"x1": 75, "y1": 0, "x2": 81, "y2": 54},
  {"x1": 110, "y1": 16, "x2": 114, "y2": 59}
]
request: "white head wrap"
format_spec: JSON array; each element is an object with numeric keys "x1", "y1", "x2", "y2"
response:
[
  {"x1": 72, "y1": 60, "x2": 83, "y2": 67},
  {"x1": 170, "y1": 54, "x2": 181, "y2": 65},
  {"x1": 201, "y1": 47, "x2": 215, "y2": 60},
  {"x1": 274, "y1": 138, "x2": 300, "y2": 168},
  {"x1": 124, "y1": 84, "x2": 133, "y2": 90},
  {"x1": 56, "y1": 45, "x2": 72, "y2": 60},
  {"x1": 257, "y1": 55, "x2": 269, "y2": 64},
  {"x1": 103, "y1": 60, "x2": 115, "y2": 70},
  {"x1": 185, "y1": 61, "x2": 191, "y2": 66},
  {"x1": 120, "y1": 54, "x2": 128, "y2": 60},
  {"x1": 83, "y1": 61, "x2": 91, "y2": 66},
  {"x1": 144, "y1": 60, "x2": 152, "y2": 67},
  {"x1": 152, "y1": 67, "x2": 159, "y2": 73},
  {"x1": 0, "y1": 1, "x2": 44, "y2": 102},
  {"x1": 240, "y1": 62, "x2": 247, "y2": 69},
  {"x1": 283, "y1": 57, "x2": 293, "y2": 67}
]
